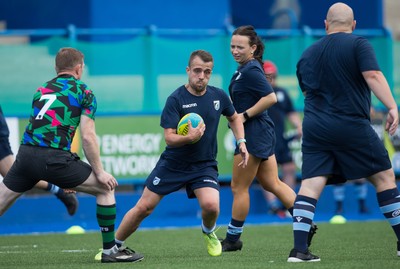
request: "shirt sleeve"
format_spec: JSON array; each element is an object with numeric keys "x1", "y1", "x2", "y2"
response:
[
  {"x1": 246, "y1": 66, "x2": 274, "y2": 97},
  {"x1": 160, "y1": 95, "x2": 181, "y2": 129},
  {"x1": 80, "y1": 85, "x2": 97, "y2": 120},
  {"x1": 356, "y1": 37, "x2": 380, "y2": 72},
  {"x1": 220, "y1": 89, "x2": 236, "y2": 117}
]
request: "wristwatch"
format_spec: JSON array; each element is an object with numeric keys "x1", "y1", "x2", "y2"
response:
[{"x1": 243, "y1": 111, "x2": 250, "y2": 120}]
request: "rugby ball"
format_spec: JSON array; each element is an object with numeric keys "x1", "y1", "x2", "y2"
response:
[{"x1": 177, "y1": 113, "x2": 203, "y2": 139}]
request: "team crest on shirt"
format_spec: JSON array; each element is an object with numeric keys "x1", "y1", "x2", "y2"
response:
[
  {"x1": 213, "y1": 100, "x2": 220, "y2": 111},
  {"x1": 153, "y1": 176, "x2": 161, "y2": 185},
  {"x1": 235, "y1": 71, "x2": 242, "y2": 80}
]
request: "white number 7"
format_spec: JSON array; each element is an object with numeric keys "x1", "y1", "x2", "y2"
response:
[{"x1": 35, "y1": 94, "x2": 57, "y2": 120}]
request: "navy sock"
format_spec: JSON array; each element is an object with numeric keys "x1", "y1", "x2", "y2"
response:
[
  {"x1": 377, "y1": 188, "x2": 400, "y2": 240},
  {"x1": 46, "y1": 183, "x2": 62, "y2": 195},
  {"x1": 288, "y1": 207, "x2": 293, "y2": 216},
  {"x1": 226, "y1": 218, "x2": 245, "y2": 242},
  {"x1": 292, "y1": 195, "x2": 317, "y2": 253},
  {"x1": 46, "y1": 183, "x2": 58, "y2": 192}
]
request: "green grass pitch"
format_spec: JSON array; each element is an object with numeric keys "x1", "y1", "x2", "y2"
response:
[{"x1": 0, "y1": 221, "x2": 398, "y2": 269}]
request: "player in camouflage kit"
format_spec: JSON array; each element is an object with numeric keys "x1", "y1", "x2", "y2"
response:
[
  {"x1": 0, "y1": 47, "x2": 143, "y2": 264},
  {"x1": 0, "y1": 105, "x2": 78, "y2": 216}
]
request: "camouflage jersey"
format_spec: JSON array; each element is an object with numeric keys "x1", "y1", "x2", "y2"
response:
[{"x1": 22, "y1": 74, "x2": 97, "y2": 151}]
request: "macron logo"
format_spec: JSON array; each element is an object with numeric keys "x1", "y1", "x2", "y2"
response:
[
  {"x1": 182, "y1": 103, "x2": 197, "y2": 108},
  {"x1": 203, "y1": 179, "x2": 218, "y2": 185},
  {"x1": 295, "y1": 217, "x2": 303, "y2": 222}
]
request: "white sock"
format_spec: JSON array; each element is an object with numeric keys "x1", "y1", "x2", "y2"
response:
[
  {"x1": 201, "y1": 222, "x2": 216, "y2": 234},
  {"x1": 115, "y1": 239, "x2": 124, "y2": 248},
  {"x1": 103, "y1": 245, "x2": 118, "y2": 255}
]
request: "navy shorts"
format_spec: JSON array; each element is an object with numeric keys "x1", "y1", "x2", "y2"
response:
[
  {"x1": 0, "y1": 136, "x2": 13, "y2": 161},
  {"x1": 235, "y1": 117, "x2": 275, "y2": 159},
  {"x1": 3, "y1": 145, "x2": 92, "y2": 192},
  {"x1": 145, "y1": 155, "x2": 220, "y2": 198},
  {"x1": 301, "y1": 135, "x2": 391, "y2": 185},
  {"x1": 275, "y1": 143, "x2": 293, "y2": 164}
]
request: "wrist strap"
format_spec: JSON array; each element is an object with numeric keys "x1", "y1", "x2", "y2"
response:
[
  {"x1": 236, "y1": 138, "x2": 246, "y2": 146},
  {"x1": 243, "y1": 111, "x2": 250, "y2": 120}
]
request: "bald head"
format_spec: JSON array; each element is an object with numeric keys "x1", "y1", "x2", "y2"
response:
[{"x1": 325, "y1": 2, "x2": 356, "y2": 34}]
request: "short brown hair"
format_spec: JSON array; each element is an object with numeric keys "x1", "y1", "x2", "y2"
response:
[
  {"x1": 55, "y1": 47, "x2": 84, "y2": 73},
  {"x1": 188, "y1": 50, "x2": 213, "y2": 67}
]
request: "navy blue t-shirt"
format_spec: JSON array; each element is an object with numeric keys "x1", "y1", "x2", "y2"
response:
[
  {"x1": 161, "y1": 85, "x2": 235, "y2": 163},
  {"x1": 297, "y1": 32, "x2": 380, "y2": 150},
  {"x1": 229, "y1": 59, "x2": 276, "y2": 159},
  {"x1": 229, "y1": 59, "x2": 274, "y2": 115},
  {"x1": 0, "y1": 106, "x2": 10, "y2": 138},
  {"x1": 268, "y1": 86, "x2": 295, "y2": 148}
]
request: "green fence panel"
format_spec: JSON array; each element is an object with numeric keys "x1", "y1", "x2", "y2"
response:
[
  {"x1": 3, "y1": 35, "x2": 400, "y2": 183},
  {"x1": 1, "y1": 34, "x2": 397, "y2": 117}
]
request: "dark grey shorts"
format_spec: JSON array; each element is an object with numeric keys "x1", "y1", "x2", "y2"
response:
[{"x1": 3, "y1": 145, "x2": 92, "y2": 192}]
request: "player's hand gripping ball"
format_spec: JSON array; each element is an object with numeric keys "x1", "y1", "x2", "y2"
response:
[{"x1": 177, "y1": 113, "x2": 204, "y2": 143}]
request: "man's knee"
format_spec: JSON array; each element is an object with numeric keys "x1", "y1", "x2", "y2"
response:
[
  {"x1": 135, "y1": 201, "x2": 155, "y2": 218},
  {"x1": 201, "y1": 200, "x2": 219, "y2": 215},
  {"x1": 368, "y1": 169, "x2": 397, "y2": 191},
  {"x1": 0, "y1": 184, "x2": 22, "y2": 216}
]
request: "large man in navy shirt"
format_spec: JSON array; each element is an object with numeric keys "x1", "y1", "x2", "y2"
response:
[{"x1": 288, "y1": 2, "x2": 400, "y2": 262}]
